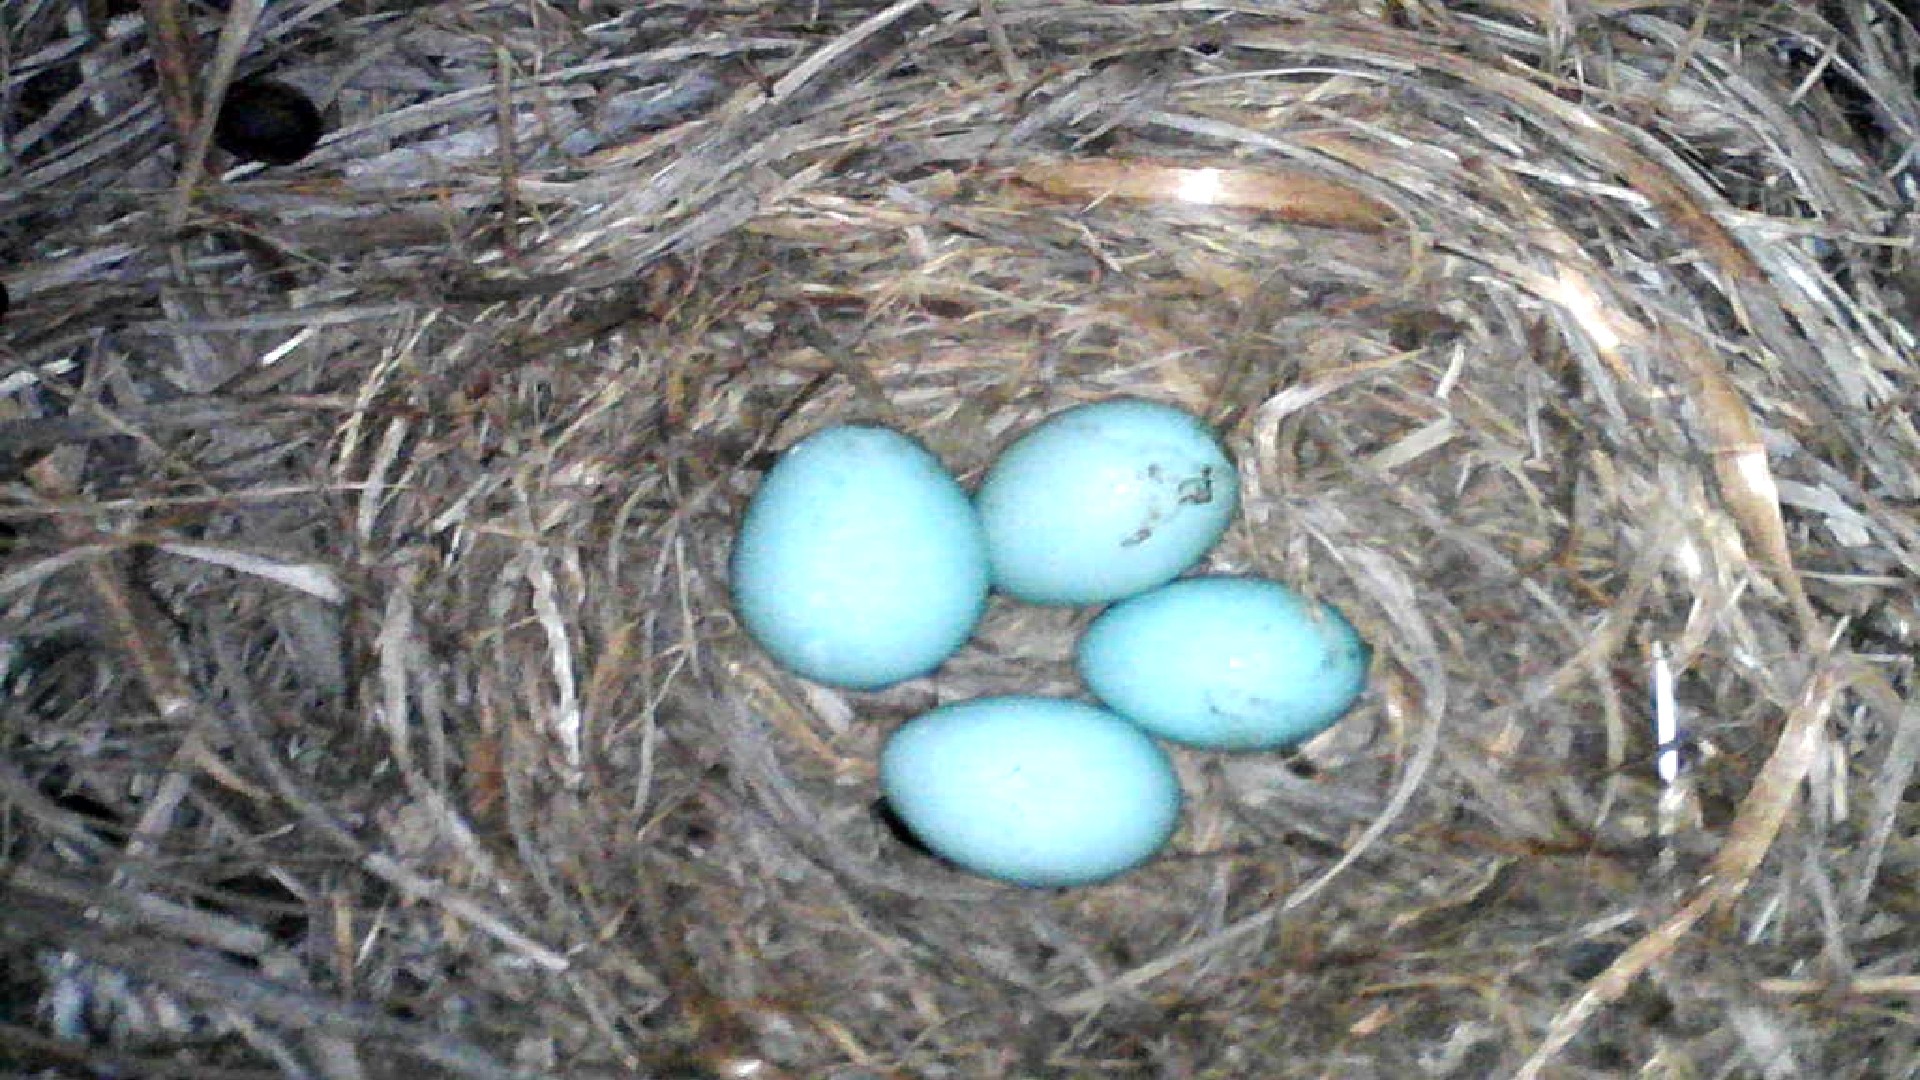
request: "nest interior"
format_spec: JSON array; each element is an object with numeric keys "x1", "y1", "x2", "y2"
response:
[{"x1": 3, "y1": 1, "x2": 1919, "y2": 1077}]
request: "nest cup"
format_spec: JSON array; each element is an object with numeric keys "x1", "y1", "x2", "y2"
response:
[{"x1": 2, "y1": 2, "x2": 1918, "y2": 1077}]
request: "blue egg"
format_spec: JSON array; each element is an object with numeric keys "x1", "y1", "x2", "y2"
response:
[
  {"x1": 1077, "y1": 576, "x2": 1370, "y2": 751},
  {"x1": 975, "y1": 398, "x2": 1238, "y2": 605},
  {"x1": 880, "y1": 696, "x2": 1182, "y2": 887},
  {"x1": 730, "y1": 425, "x2": 989, "y2": 690}
]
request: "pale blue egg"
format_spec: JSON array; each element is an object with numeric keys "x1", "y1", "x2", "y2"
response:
[
  {"x1": 1077, "y1": 576, "x2": 1370, "y2": 751},
  {"x1": 880, "y1": 696, "x2": 1182, "y2": 887},
  {"x1": 730, "y1": 425, "x2": 989, "y2": 690},
  {"x1": 975, "y1": 398, "x2": 1238, "y2": 605}
]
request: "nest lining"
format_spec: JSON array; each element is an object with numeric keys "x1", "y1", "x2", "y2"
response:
[{"x1": 2, "y1": 1, "x2": 1918, "y2": 1078}]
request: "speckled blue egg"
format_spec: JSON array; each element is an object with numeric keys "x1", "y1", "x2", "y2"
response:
[
  {"x1": 880, "y1": 696, "x2": 1182, "y2": 887},
  {"x1": 975, "y1": 398, "x2": 1238, "y2": 606},
  {"x1": 730, "y1": 425, "x2": 989, "y2": 691},
  {"x1": 1077, "y1": 576, "x2": 1370, "y2": 751}
]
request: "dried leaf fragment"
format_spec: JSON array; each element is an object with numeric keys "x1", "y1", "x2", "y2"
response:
[
  {"x1": 1664, "y1": 323, "x2": 1818, "y2": 638},
  {"x1": 1011, "y1": 159, "x2": 1393, "y2": 232}
]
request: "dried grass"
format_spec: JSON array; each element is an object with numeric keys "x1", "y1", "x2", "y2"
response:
[{"x1": 3, "y1": 1, "x2": 1918, "y2": 1077}]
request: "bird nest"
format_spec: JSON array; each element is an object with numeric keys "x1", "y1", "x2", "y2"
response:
[{"x1": 3, "y1": 1, "x2": 1918, "y2": 1077}]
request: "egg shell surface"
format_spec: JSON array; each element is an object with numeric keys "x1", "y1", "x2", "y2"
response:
[
  {"x1": 880, "y1": 696, "x2": 1182, "y2": 887},
  {"x1": 730, "y1": 425, "x2": 989, "y2": 690},
  {"x1": 1077, "y1": 576, "x2": 1370, "y2": 750},
  {"x1": 975, "y1": 398, "x2": 1238, "y2": 605}
]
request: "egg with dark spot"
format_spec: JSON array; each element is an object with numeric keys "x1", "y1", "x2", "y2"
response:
[
  {"x1": 975, "y1": 398, "x2": 1239, "y2": 605},
  {"x1": 216, "y1": 77, "x2": 323, "y2": 166}
]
